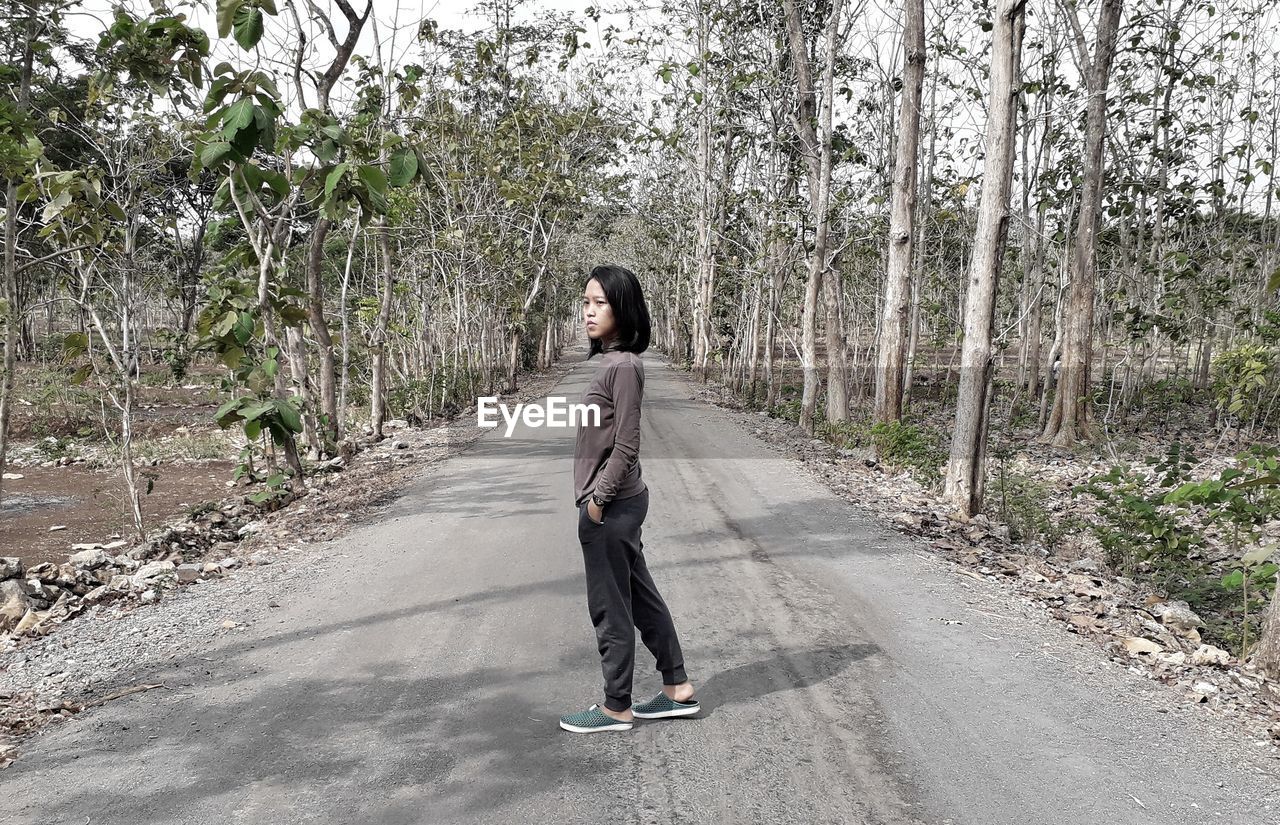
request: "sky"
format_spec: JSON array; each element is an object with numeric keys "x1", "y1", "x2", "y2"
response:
[{"x1": 60, "y1": 0, "x2": 1280, "y2": 216}]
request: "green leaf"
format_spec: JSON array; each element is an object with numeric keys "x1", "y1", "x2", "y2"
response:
[
  {"x1": 1221, "y1": 569, "x2": 1245, "y2": 589},
  {"x1": 220, "y1": 345, "x2": 245, "y2": 369},
  {"x1": 241, "y1": 162, "x2": 263, "y2": 191},
  {"x1": 215, "y1": 397, "x2": 245, "y2": 427},
  {"x1": 61, "y1": 331, "x2": 89, "y2": 360},
  {"x1": 320, "y1": 123, "x2": 346, "y2": 143},
  {"x1": 1252, "y1": 562, "x2": 1279, "y2": 584},
  {"x1": 276, "y1": 398, "x2": 303, "y2": 433},
  {"x1": 199, "y1": 140, "x2": 235, "y2": 168},
  {"x1": 259, "y1": 0, "x2": 278, "y2": 13},
  {"x1": 1241, "y1": 544, "x2": 1277, "y2": 567},
  {"x1": 213, "y1": 309, "x2": 237, "y2": 338},
  {"x1": 246, "y1": 367, "x2": 271, "y2": 395},
  {"x1": 259, "y1": 166, "x2": 289, "y2": 198},
  {"x1": 244, "y1": 418, "x2": 262, "y2": 440},
  {"x1": 278, "y1": 304, "x2": 309, "y2": 326},
  {"x1": 358, "y1": 164, "x2": 387, "y2": 194},
  {"x1": 41, "y1": 189, "x2": 72, "y2": 223},
  {"x1": 232, "y1": 311, "x2": 255, "y2": 345},
  {"x1": 216, "y1": 0, "x2": 241, "y2": 38},
  {"x1": 222, "y1": 98, "x2": 255, "y2": 135},
  {"x1": 1164, "y1": 481, "x2": 1200, "y2": 503},
  {"x1": 388, "y1": 149, "x2": 418, "y2": 187},
  {"x1": 239, "y1": 401, "x2": 275, "y2": 421},
  {"x1": 256, "y1": 76, "x2": 280, "y2": 100},
  {"x1": 233, "y1": 6, "x2": 264, "y2": 50},
  {"x1": 324, "y1": 163, "x2": 348, "y2": 199},
  {"x1": 357, "y1": 164, "x2": 388, "y2": 214}
]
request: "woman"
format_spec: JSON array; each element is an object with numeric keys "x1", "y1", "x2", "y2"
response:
[{"x1": 559, "y1": 264, "x2": 700, "y2": 734}]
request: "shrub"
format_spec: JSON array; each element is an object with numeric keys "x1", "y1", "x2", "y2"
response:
[
  {"x1": 1074, "y1": 443, "x2": 1207, "y2": 589},
  {"x1": 868, "y1": 420, "x2": 947, "y2": 488},
  {"x1": 992, "y1": 466, "x2": 1064, "y2": 550},
  {"x1": 1212, "y1": 343, "x2": 1274, "y2": 429}
]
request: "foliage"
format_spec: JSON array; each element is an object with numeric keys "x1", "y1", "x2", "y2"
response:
[
  {"x1": 1075, "y1": 443, "x2": 1207, "y2": 586},
  {"x1": 1164, "y1": 445, "x2": 1280, "y2": 656},
  {"x1": 815, "y1": 417, "x2": 946, "y2": 489},
  {"x1": 1078, "y1": 443, "x2": 1280, "y2": 650},
  {"x1": 1211, "y1": 344, "x2": 1275, "y2": 429},
  {"x1": 152, "y1": 327, "x2": 192, "y2": 382},
  {"x1": 868, "y1": 420, "x2": 948, "y2": 489},
  {"x1": 992, "y1": 466, "x2": 1066, "y2": 550},
  {"x1": 193, "y1": 277, "x2": 305, "y2": 480}
]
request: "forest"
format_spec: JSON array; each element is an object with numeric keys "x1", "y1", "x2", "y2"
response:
[{"x1": 1, "y1": 0, "x2": 1280, "y2": 681}]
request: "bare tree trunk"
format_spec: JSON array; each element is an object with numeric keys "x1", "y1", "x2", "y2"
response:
[
  {"x1": 904, "y1": 70, "x2": 938, "y2": 413},
  {"x1": 782, "y1": 0, "x2": 846, "y2": 434},
  {"x1": 944, "y1": 0, "x2": 1026, "y2": 517},
  {"x1": 1042, "y1": 0, "x2": 1124, "y2": 446},
  {"x1": 1019, "y1": 68, "x2": 1055, "y2": 400},
  {"x1": 305, "y1": 216, "x2": 340, "y2": 453},
  {"x1": 370, "y1": 217, "x2": 395, "y2": 439},
  {"x1": 747, "y1": 275, "x2": 762, "y2": 400},
  {"x1": 0, "y1": 18, "x2": 34, "y2": 506},
  {"x1": 824, "y1": 260, "x2": 850, "y2": 422},
  {"x1": 692, "y1": 3, "x2": 714, "y2": 381},
  {"x1": 119, "y1": 376, "x2": 145, "y2": 540},
  {"x1": 1257, "y1": 573, "x2": 1280, "y2": 680},
  {"x1": 337, "y1": 218, "x2": 360, "y2": 431},
  {"x1": 875, "y1": 0, "x2": 925, "y2": 424},
  {"x1": 284, "y1": 326, "x2": 319, "y2": 452}
]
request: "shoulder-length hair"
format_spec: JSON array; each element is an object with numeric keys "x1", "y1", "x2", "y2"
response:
[{"x1": 586, "y1": 264, "x2": 651, "y2": 357}]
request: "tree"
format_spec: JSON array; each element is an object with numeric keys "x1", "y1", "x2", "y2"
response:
[
  {"x1": 0, "y1": 6, "x2": 38, "y2": 506},
  {"x1": 1040, "y1": 0, "x2": 1125, "y2": 446},
  {"x1": 874, "y1": 0, "x2": 926, "y2": 425},
  {"x1": 942, "y1": 0, "x2": 1026, "y2": 517},
  {"x1": 781, "y1": 0, "x2": 848, "y2": 433}
]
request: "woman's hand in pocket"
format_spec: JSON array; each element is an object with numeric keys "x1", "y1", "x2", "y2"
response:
[{"x1": 587, "y1": 500, "x2": 604, "y2": 524}]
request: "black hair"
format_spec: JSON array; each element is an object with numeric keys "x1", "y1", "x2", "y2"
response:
[{"x1": 585, "y1": 264, "x2": 651, "y2": 357}]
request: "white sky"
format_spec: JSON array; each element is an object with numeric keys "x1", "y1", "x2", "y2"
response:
[{"x1": 61, "y1": 0, "x2": 1280, "y2": 214}]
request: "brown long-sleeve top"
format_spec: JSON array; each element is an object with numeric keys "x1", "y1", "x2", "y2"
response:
[{"x1": 573, "y1": 345, "x2": 646, "y2": 508}]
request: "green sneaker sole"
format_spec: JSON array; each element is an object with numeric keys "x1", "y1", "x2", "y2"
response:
[
  {"x1": 631, "y1": 694, "x2": 701, "y2": 719},
  {"x1": 559, "y1": 704, "x2": 634, "y2": 734},
  {"x1": 559, "y1": 718, "x2": 634, "y2": 733}
]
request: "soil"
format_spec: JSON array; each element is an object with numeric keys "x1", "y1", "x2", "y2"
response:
[
  {"x1": 1, "y1": 362, "x2": 241, "y2": 567},
  {"x1": 1, "y1": 462, "x2": 235, "y2": 567}
]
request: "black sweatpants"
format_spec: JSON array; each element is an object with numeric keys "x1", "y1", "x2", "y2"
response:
[{"x1": 577, "y1": 486, "x2": 688, "y2": 712}]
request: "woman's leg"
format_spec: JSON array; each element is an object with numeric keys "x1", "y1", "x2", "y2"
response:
[
  {"x1": 625, "y1": 490, "x2": 690, "y2": 690},
  {"x1": 578, "y1": 493, "x2": 647, "y2": 714}
]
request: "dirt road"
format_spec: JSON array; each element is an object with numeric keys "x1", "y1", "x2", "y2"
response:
[{"x1": 2, "y1": 350, "x2": 1276, "y2": 824}]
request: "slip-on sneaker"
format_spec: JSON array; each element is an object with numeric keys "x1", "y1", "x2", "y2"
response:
[
  {"x1": 559, "y1": 703, "x2": 634, "y2": 734},
  {"x1": 631, "y1": 693, "x2": 701, "y2": 719}
]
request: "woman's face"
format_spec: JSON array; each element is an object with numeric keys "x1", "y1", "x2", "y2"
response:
[{"x1": 583, "y1": 278, "x2": 616, "y2": 344}]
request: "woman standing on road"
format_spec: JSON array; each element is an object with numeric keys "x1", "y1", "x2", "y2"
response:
[{"x1": 559, "y1": 264, "x2": 700, "y2": 734}]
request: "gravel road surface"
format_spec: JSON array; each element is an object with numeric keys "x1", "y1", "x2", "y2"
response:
[{"x1": 3, "y1": 349, "x2": 1277, "y2": 824}]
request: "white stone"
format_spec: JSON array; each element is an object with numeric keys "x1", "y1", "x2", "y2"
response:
[
  {"x1": 130, "y1": 561, "x2": 176, "y2": 589},
  {"x1": 1190, "y1": 644, "x2": 1231, "y2": 667}
]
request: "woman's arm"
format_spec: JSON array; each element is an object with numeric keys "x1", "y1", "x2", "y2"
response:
[{"x1": 591, "y1": 362, "x2": 643, "y2": 504}]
